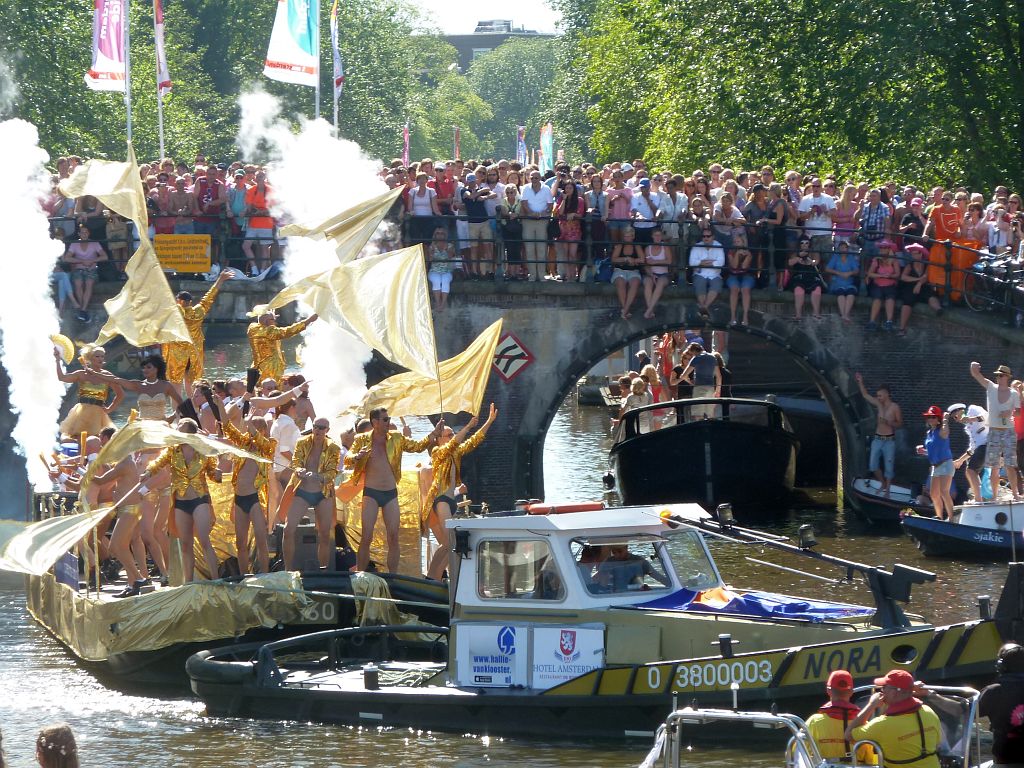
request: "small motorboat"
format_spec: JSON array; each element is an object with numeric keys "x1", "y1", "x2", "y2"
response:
[
  {"x1": 608, "y1": 397, "x2": 799, "y2": 515},
  {"x1": 640, "y1": 684, "x2": 980, "y2": 766},
  {"x1": 903, "y1": 501, "x2": 1024, "y2": 558},
  {"x1": 850, "y1": 477, "x2": 934, "y2": 525},
  {"x1": 188, "y1": 501, "x2": 1019, "y2": 740}
]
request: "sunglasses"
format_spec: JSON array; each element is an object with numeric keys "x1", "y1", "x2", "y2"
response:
[
  {"x1": 374, "y1": 415, "x2": 391, "y2": 423},
  {"x1": 313, "y1": 424, "x2": 329, "y2": 430}
]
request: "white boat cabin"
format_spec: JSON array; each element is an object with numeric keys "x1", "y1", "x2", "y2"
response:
[{"x1": 955, "y1": 501, "x2": 1024, "y2": 532}]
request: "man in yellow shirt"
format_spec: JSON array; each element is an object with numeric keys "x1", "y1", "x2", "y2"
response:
[
  {"x1": 246, "y1": 310, "x2": 318, "y2": 383},
  {"x1": 162, "y1": 268, "x2": 234, "y2": 383},
  {"x1": 846, "y1": 669, "x2": 941, "y2": 768},
  {"x1": 805, "y1": 670, "x2": 877, "y2": 763},
  {"x1": 346, "y1": 408, "x2": 443, "y2": 573}
]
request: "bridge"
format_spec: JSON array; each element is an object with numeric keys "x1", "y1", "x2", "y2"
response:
[
  {"x1": 431, "y1": 280, "x2": 1024, "y2": 510},
  {"x1": 26, "y1": 276, "x2": 1024, "y2": 514}
]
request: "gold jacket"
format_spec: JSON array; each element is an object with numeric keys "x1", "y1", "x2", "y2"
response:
[
  {"x1": 223, "y1": 421, "x2": 277, "y2": 493},
  {"x1": 345, "y1": 431, "x2": 432, "y2": 486},
  {"x1": 421, "y1": 428, "x2": 487, "y2": 520},
  {"x1": 146, "y1": 446, "x2": 218, "y2": 497},
  {"x1": 247, "y1": 318, "x2": 310, "y2": 383},
  {"x1": 161, "y1": 282, "x2": 222, "y2": 382},
  {"x1": 290, "y1": 434, "x2": 342, "y2": 496}
]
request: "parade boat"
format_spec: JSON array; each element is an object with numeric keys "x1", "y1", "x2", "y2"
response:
[
  {"x1": 186, "y1": 502, "x2": 1021, "y2": 739},
  {"x1": 23, "y1": 490, "x2": 450, "y2": 688},
  {"x1": 850, "y1": 478, "x2": 935, "y2": 525},
  {"x1": 607, "y1": 398, "x2": 799, "y2": 515},
  {"x1": 902, "y1": 501, "x2": 1024, "y2": 559},
  {"x1": 639, "y1": 684, "x2": 980, "y2": 767}
]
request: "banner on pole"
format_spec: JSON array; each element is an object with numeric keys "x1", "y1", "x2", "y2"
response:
[
  {"x1": 402, "y1": 122, "x2": 410, "y2": 166},
  {"x1": 539, "y1": 122, "x2": 554, "y2": 173},
  {"x1": 516, "y1": 126, "x2": 527, "y2": 166},
  {"x1": 85, "y1": 0, "x2": 127, "y2": 92},
  {"x1": 264, "y1": 0, "x2": 320, "y2": 87},
  {"x1": 329, "y1": 0, "x2": 344, "y2": 97},
  {"x1": 454, "y1": 126, "x2": 461, "y2": 161},
  {"x1": 153, "y1": 0, "x2": 172, "y2": 97}
]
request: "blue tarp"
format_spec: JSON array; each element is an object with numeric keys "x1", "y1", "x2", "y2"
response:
[{"x1": 636, "y1": 589, "x2": 873, "y2": 623}]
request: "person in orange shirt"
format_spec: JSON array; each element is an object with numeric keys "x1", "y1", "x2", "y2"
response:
[{"x1": 243, "y1": 170, "x2": 275, "y2": 275}]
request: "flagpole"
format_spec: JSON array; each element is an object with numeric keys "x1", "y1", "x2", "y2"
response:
[
  {"x1": 156, "y1": 86, "x2": 165, "y2": 159},
  {"x1": 124, "y1": 0, "x2": 133, "y2": 143},
  {"x1": 314, "y1": 0, "x2": 321, "y2": 121}
]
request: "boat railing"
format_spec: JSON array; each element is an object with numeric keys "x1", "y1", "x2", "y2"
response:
[
  {"x1": 253, "y1": 624, "x2": 449, "y2": 687},
  {"x1": 617, "y1": 397, "x2": 787, "y2": 440}
]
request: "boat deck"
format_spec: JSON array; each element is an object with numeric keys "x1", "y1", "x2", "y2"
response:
[{"x1": 281, "y1": 661, "x2": 452, "y2": 693}]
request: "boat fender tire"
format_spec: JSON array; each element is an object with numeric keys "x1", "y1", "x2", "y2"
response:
[{"x1": 186, "y1": 652, "x2": 256, "y2": 684}]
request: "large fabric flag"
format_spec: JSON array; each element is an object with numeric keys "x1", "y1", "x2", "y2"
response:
[
  {"x1": 354, "y1": 319, "x2": 503, "y2": 418},
  {"x1": 251, "y1": 245, "x2": 437, "y2": 379},
  {"x1": 539, "y1": 122, "x2": 554, "y2": 173},
  {"x1": 0, "y1": 511, "x2": 116, "y2": 576},
  {"x1": 279, "y1": 186, "x2": 402, "y2": 263},
  {"x1": 329, "y1": 0, "x2": 344, "y2": 97},
  {"x1": 154, "y1": 0, "x2": 172, "y2": 96},
  {"x1": 85, "y1": 0, "x2": 127, "y2": 92},
  {"x1": 59, "y1": 150, "x2": 190, "y2": 346},
  {"x1": 264, "y1": 0, "x2": 320, "y2": 87},
  {"x1": 516, "y1": 126, "x2": 527, "y2": 166},
  {"x1": 78, "y1": 420, "x2": 271, "y2": 513}
]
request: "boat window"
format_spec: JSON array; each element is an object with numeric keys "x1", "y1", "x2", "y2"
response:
[
  {"x1": 662, "y1": 530, "x2": 721, "y2": 591},
  {"x1": 571, "y1": 537, "x2": 673, "y2": 595},
  {"x1": 476, "y1": 540, "x2": 566, "y2": 601}
]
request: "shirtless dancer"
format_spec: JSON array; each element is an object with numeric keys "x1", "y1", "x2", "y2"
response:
[
  {"x1": 92, "y1": 453, "x2": 149, "y2": 597},
  {"x1": 855, "y1": 373, "x2": 903, "y2": 497},
  {"x1": 286, "y1": 418, "x2": 342, "y2": 571},
  {"x1": 346, "y1": 408, "x2": 443, "y2": 573}
]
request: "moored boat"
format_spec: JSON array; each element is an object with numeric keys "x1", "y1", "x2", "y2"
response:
[
  {"x1": 850, "y1": 477, "x2": 934, "y2": 525},
  {"x1": 903, "y1": 501, "x2": 1024, "y2": 559},
  {"x1": 187, "y1": 502, "x2": 1021, "y2": 739},
  {"x1": 608, "y1": 398, "x2": 799, "y2": 514}
]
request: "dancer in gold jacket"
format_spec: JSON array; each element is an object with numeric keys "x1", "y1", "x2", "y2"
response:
[
  {"x1": 247, "y1": 310, "x2": 319, "y2": 383},
  {"x1": 162, "y1": 268, "x2": 233, "y2": 383}
]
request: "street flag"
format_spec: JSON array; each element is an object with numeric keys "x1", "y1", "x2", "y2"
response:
[
  {"x1": 84, "y1": 0, "x2": 127, "y2": 92},
  {"x1": 516, "y1": 126, "x2": 527, "y2": 165},
  {"x1": 540, "y1": 122, "x2": 554, "y2": 172},
  {"x1": 264, "y1": 0, "x2": 320, "y2": 87},
  {"x1": 153, "y1": 0, "x2": 172, "y2": 96},
  {"x1": 329, "y1": 0, "x2": 344, "y2": 97},
  {"x1": 402, "y1": 121, "x2": 410, "y2": 166}
]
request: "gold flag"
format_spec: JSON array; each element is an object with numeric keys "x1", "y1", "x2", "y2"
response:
[
  {"x1": 252, "y1": 245, "x2": 438, "y2": 379},
  {"x1": 0, "y1": 511, "x2": 115, "y2": 575},
  {"x1": 79, "y1": 420, "x2": 271, "y2": 512},
  {"x1": 59, "y1": 148, "x2": 190, "y2": 346},
  {"x1": 278, "y1": 187, "x2": 403, "y2": 263},
  {"x1": 352, "y1": 319, "x2": 503, "y2": 418}
]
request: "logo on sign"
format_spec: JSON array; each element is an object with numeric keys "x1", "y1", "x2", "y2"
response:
[
  {"x1": 556, "y1": 629, "x2": 581, "y2": 662},
  {"x1": 497, "y1": 626, "x2": 516, "y2": 655},
  {"x1": 492, "y1": 332, "x2": 534, "y2": 383}
]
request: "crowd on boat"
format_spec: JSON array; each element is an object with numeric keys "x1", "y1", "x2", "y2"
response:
[
  {"x1": 46, "y1": 269, "x2": 496, "y2": 594},
  {"x1": 855, "y1": 361, "x2": 1024, "y2": 519},
  {"x1": 43, "y1": 152, "x2": 1024, "y2": 322}
]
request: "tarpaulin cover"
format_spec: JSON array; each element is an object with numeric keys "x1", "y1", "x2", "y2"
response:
[
  {"x1": 351, "y1": 571, "x2": 446, "y2": 644},
  {"x1": 637, "y1": 587, "x2": 873, "y2": 623},
  {"x1": 26, "y1": 570, "x2": 309, "y2": 661}
]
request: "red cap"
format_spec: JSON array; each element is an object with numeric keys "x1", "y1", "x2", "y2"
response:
[
  {"x1": 874, "y1": 669, "x2": 914, "y2": 691},
  {"x1": 922, "y1": 405, "x2": 943, "y2": 419},
  {"x1": 827, "y1": 670, "x2": 853, "y2": 690}
]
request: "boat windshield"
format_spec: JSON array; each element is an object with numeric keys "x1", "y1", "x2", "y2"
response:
[
  {"x1": 662, "y1": 529, "x2": 722, "y2": 591},
  {"x1": 477, "y1": 539, "x2": 566, "y2": 601},
  {"x1": 570, "y1": 535, "x2": 674, "y2": 595}
]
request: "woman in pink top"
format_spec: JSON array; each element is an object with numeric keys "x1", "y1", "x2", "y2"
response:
[
  {"x1": 832, "y1": 184, "x2": 858, "y2": 245},
  {"x1": 605, "y1": 169, "x2": 633, "y2": 244},
  {"x1": 62, "y1": 224, "x2": 107, "y2": 321},
  {"x1": 865, "y1": 240, "x2": 900, "y2": 331}
]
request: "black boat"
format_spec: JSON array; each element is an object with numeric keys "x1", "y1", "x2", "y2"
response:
[
  {"x1": 850, "y1": 477, "x2": 934, "y2": 525},
  {"x1": 608, "y1": 397, "x2": 799, "y2": 514}
]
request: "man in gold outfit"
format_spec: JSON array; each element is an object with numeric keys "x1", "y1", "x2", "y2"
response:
[
  {"x1": 162, "y1": 268, "x2": 234, "y2": 383},
  {"x1": 247, "y1": 310, "x2": 319, "y2": 383}
]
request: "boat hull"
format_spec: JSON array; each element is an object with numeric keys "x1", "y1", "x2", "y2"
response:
[
  {"x1": 610, "y1": 400, "x2": 798, "y2": 514},
  {"x1": 850, "y1": 478, "x2": 934, "y2": 525},
  {"x1": 902, "y1": 514, "x2": 1024, "y2": 559}
]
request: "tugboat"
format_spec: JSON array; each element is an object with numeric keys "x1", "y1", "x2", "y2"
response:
[
  {"x1": 187, "y1": 502, "x2": 1019, "y2": 739},
  {"x1": 608, "y1": 398, "x2": 799, "y2": 514}
]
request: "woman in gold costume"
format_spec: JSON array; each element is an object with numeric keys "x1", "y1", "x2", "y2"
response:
[{"x1": 54, "y1": 344, "x2": 124, "y2": 438}]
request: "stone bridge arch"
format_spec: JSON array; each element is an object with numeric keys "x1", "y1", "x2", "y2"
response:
[{"x1": 433, "y1": 283, "x2": 1024, "y2": 511}]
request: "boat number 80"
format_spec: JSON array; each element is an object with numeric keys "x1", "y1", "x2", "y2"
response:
[{"x1": 664, "y1": 660, "x2": 773, "y2": 689}]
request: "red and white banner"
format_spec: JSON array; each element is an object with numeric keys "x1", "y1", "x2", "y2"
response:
[
  {"x1": 402, "y1": 122, "x2": 410, "y2": 166},
  {"x1": 329, "y1": 0, "x2": 344, "y2": 97},
  {"x1": 85, "y1": 0, "x2": 127, "y2": 92},
  {"x1": 264, "y1": 0, "x2": 320, "y2": 87},
  {"x1": 453, "y1": 126, "x2": 461, "y2": 160},
  {"x1": 153, "y1": 0, "x2": 172, "y2": 97}
]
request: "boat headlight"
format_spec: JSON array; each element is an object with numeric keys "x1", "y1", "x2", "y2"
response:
[
  {"x1": 798, "y1": 524, "x2": 818, "y2": 549},
  {"x1": 716, "y1": 503, "x2": 735, "y2": 527}
]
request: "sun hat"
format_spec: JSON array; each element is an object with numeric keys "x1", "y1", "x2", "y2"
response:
[
  {"x1": 994, "y1": 364, "x2": 1013, "y2": 377},
  {"x1": 874, "y1": 669, "x2": 914, "y2": 691},
  {"x1": 922, "y1": 405, "x2": 944, "y2": 419}
]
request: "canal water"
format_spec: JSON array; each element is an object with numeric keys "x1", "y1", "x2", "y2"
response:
[{"x1": 0, "y1": 338, "x2": 1008, "y2": 767}]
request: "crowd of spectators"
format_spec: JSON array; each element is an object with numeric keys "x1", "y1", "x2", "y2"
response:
[{"x1": 43, "y1": 151, "x2": 1024, "y2": 326}]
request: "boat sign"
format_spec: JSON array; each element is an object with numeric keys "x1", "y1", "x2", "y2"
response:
[
  {"x1": 531, "y1": 625, "x2": 604, "y2": 690},
  {"x1": 455, "y1": 623, "x2": 530, "y2": 688}
]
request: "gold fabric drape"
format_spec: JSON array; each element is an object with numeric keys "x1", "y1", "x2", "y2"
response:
[{"x1": 279, "y1": 187, "x2": 403, "y2": 263}]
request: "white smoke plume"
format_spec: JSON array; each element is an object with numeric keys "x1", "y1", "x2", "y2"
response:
[
  {"x1": 237, "y1": 90, "x2": 388, "y2": 430},
  {"x1": 0, "y1": 119, "x2": 66, "y2": 487}
]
